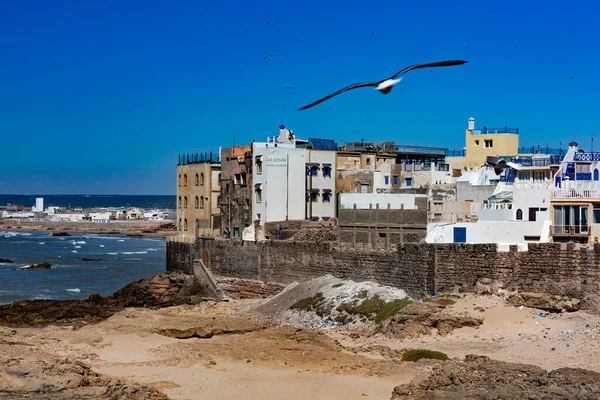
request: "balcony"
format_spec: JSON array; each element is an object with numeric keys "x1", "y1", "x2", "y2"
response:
[
  {"x1": 552, "y1": 189, "x2": 600, "y2": 199},
  {"x1": 552, "y1": 225, "x2": 589, "y2": 236}
]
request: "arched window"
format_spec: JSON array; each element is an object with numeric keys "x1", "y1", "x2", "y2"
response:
[
  {"x1": 178, "y1": 218, "x2": 182, "y2": 231},
  {"x1": 184, "y1": 196, "x2": 188, "y2": 209},
  {"x1": 184, "y1": 218, "x2": 188, "y2": 231},
  {"x1": 200, "y1": 196, "x2": 205, "y2": 209},
  {"x1": 200, "y1": 173, "x2": 205, "y2": 186},
  {"x1": 217, "y1": 195, "x2": 221, "y2": 206},
  {"x1": 516, "y1": 209, "x2": 523, "y2": 220},
  {"x1": 195, "y1": 173, "x2": 199, "y2": 186},
  {"x1": 178, "y1": 174, "x2": 182, "y2": 187},
  {"x1": 178, "y1": 196, "x2": 182, "y2": 209},
  {"x1": 184, "y1": 174, "x2": 188, "y2": 186},
  {"x1": 218, "y1": 173, "x2": 221, "y2": 183},
  {"x1": 196, "y1": 219, "x2": 200, "y2": 231},
  {"x1": 195, "y1": 196, "x2": 199, "y2": 209}
]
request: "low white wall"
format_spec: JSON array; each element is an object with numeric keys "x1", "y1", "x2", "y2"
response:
[{"x1": 426, "y1": 220, "x2": 550, "y2": 244}]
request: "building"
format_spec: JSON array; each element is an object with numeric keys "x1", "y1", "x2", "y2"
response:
[
  {"x1": 251, "y1": 126, "x2": 337, "y2": 236},
  {"x1": 219, "y1": 145, "x2": 253, "y2": 239},
  {"x1": 550, "y1": 141, "x2": 600, "y2": 243},
  {"x1": 123, "y1": 207, "x2": 144, "y2": 220},
  {"x1": 176, "y1": 152, "x2": 221, "y2": 238},
  {"x1": 338, "y1": 192, "x2": 428, "y2": 248},
  {"x1": 465, "y1": 117, "x2": 520, "y2": 168}
]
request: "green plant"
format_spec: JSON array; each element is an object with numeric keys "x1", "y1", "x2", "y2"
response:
[
  {"x1": 336, "y1": 295, "x2": 412, "y2": 324},
  {"x1": 290, "y1": 293, "x2": 325, "y2": 311},
  {"x1": 436, "y1": 298, "x2": 456, "y2": 306},
  {"x1": 401, "y1": 349, "x2": 449, "y2": 362}
]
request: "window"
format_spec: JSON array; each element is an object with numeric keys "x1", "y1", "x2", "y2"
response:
[
  {"x1": 217, "y1": 196, "x2": 221, "y2": 205},
  {"x1": 195, "y1": 196, "x2": 199, "y2": 209},
  {"x1": 184, "y1": 196, "x2": 188, "y2": 209},
  {"x1": 323, "y1": 165, "x2": 332, "y2": 178},
  {"x1": 241, "y1": 173, "x2": 247, "y2": 185},
  {"x1": 534, "y1": 171, "x2": 544, "y2": 182},
  {"x1": 484, "y1": 139, "x2": 493, "y2": 148},
  {"x1": 519, "y1": 171, "x2": 532, "y2": 181},
  {"x1": 184, "y1": 218, "x2": 188, "y2": 231},
  {"x1": 594, "y1": 204, "x2": 600, "y2": 223},
  {"x1": 218, "y1": 173, "x2": 221, "y2": 185},
  {"x1": 195, "y1": 174, "x2": 199, "y2": 186},
  {"x1": 178, "y1": 196, "x2": 182, "y2": 209},
  {"x1": 474, "y1": 140, "x2": 480, "y2": 146},
  {"x1": 256, "y1": 159, "x2": 263, "y2": 174},
  {"x1": 233, "y1": 227, "x2": 240, "y2": 238},
  {"x1": 529, "y1": 207, "x2": 539, "y2": 221},
  {"x1": 256, "y1": 189, "x2": 262, "y2": 203},
  {"x1": 184, "y1": 174, "x2": 188, "y2": 186},
  {"x1": 178, "y1": 174, "x2": 182, "y2": 187},
  {"x1": 310, "y1": 191, "x2": 318, "y2": 202},
  {"x1": 323, "y1": 192, "x2": 331, "y2": 202},
  {"x1": 360, "y1": 184, "x2": 369, "y2": 193},
  {"x1": 200, "y1": 197, "x2": 205, "y2": 209},
  {"x1": 178, "y1": 218, "x2": 182, "y2": 231},
  {"x1": 234, "y1": 174, "x2": 240, "y2": 184},
  {"x1": 384, "y1": 176, "x2": 389, "y2": 185},
  {"x1": 311, "y1": 166, "x2": 318, "y2": 176},
  {"x1": 393, "y1": 175, "x2": 398, "y2": 185},
  {"x1": 406, "y1": 177, "x2": 413, "y2": 187},
  {"x1": 200, "y1": 173, "x2": 205, "y2": 185},
  {"x1": 554, "y1": 205, "x2": 589, "y2": 234},
  {"x1": 225, "y1": 183, "x2": 229, "y2": 193},
  {"x1": 195, "y1": 219, "x2": 200, "y2": 231},
  {"x1": 516, "y1": 209, "x2": 523, "y2": 220},
  {"x1": 256, "y1": 213, "x2": 261, "y2": 221},
  {"x1": 366, "y1": 158, "x2": 372, "y2": 166}
]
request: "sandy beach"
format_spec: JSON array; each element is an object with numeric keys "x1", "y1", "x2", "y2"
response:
[{"x1": 1, "y1": 275, "x2": 599, "y2": 399}]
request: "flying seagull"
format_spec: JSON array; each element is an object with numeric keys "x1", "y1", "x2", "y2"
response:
[
  {"x1": 264, "y1": 54, "x2": 274, "y2": 60},
  {"x1": 267, "y1": 19, "x2": 271, "y2": 24},
  {"x1": 298, "y1": 59, "x2": 468, "y2": 111}
]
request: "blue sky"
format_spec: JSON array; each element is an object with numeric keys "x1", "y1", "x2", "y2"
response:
[{"x1": 1, "y1": 0, "x2": 599, "y2": 194}]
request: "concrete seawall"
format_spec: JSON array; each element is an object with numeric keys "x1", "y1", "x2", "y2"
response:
[{"x1": 167, "y1": 238, "x2": 600, "y2": 300}]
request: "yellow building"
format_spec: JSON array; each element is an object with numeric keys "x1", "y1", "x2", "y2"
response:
[
  {"x1": 465, "y1": 117, "x2": 519, "y2": 168},
  {"x1": 176, "y1": 153, "x2": 221, "y2": 238}
]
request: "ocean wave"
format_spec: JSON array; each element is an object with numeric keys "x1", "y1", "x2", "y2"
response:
[
  {"x1": 75, "y1": 241, "x2": 86, "y2": 244},
  {"x1": 99, "y1": 245, "x2": 105, "y2": 248},
  {"x1": 0, "y1": 231, "x2": 32, "y2": 237},
  {"x1": 38, "y1": 242, "x2": 45, "y2": 245},
  {"x1": 118, "y1": 239, "x2": 125, "y2": 242},
  {"x1": 74, "y1": 246, "x2": 81, "y2": 249},
  {"x1": 65, "y1": 288, "x2": 81, "y2": 293},
  {"x1": 107, "y1": 251, "x2": 148, "y2": 255},
  {"x1": 72, "y1": 250, "x2": 78, "y2": 253}
]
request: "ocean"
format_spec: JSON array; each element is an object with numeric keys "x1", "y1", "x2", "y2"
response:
[
  {"x1": 0, "y1": 230, "x2": 166, "y2": 304},
  {"x1": 0, "y1": 194, "x2": 176, "y2": 209}
]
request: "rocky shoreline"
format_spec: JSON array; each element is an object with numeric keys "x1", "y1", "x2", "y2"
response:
[
  {"x1": 2, "y1": 274, "x2": 600, "y2": 399},
  {"x1": 0, "y1": 221, "x2": 176, "y2": 238}
]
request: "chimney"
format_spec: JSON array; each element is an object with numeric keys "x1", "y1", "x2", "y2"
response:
[{"x1": 468, "y1": 117, "x2": 475, "y2": 130}]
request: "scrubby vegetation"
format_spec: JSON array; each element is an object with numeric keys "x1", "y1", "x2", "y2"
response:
[
  {"x1": 290, "y1": 293, "x2": 333, "y2": 317},
  {"x1": 401, "y1": 349, "x2": 449, "y2": 362},
  {"x1": 336, "y1": 295, "x2": 412, "y2": 324}
]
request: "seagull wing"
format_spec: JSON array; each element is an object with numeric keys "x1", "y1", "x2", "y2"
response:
[
  {"x1": 298, "y1": 82, "x2": 378, "y2": 110},
  {"x1": 388, "y1": 60, "x2": 468, "y2": 80}
]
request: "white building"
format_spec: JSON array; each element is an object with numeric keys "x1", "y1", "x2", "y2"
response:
[
  {"x1": 251, "y1": 126, "x2": 337, "y2": 227},
  {"x1": 427, "y1": 153, "x2": 560, "y2": 244}
]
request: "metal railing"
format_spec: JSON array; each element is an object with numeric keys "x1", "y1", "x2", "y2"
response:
[
  {"x1": 574, "y1": 152, "x2": 600, "y2": 162},
  {"x1": 552, "y1": 225, "x2": 589, "y2": 235},
  {"x1": 552, "y1": 189, "x2": 600, "y2": 199},
  {"x1": 470, "y1": 127, "x2": 519, "y2": 134},
  {"x1": 178, "y1": 152, "x2": 219, "y2": 165}
]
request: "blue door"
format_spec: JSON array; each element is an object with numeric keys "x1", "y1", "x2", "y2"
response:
[
  {"x1": 595, "y1": 169, "x2": 599, "y2": 181},
  {"x1": 555, "y1": 176, "x2": 561, "y2": 188},
  {"x1": 453, "y1": 227, "x2": 467, "y2": 243}
]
